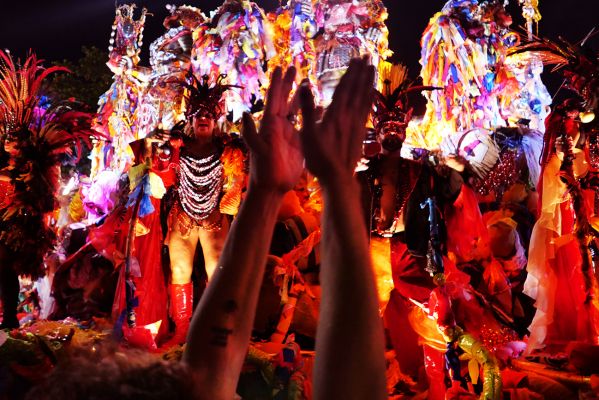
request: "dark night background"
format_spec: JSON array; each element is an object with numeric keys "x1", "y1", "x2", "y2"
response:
[{"x1": 0, "y1": 0, "x2": 597, "y2": 91}]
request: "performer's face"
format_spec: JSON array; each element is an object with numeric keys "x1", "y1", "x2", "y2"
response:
[
  {"x1": 378, "y1": 122, "x2": 406, "y2": 153},
  {"x1": 192, "y1": 110, "x2": 216, "y2": 139}
]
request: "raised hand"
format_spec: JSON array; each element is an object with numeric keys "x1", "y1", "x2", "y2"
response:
[
  {"x1": 242, "y1": 66, "x2": 304, "y2": 194},
  {"x1": 299, "y1": 57, "x2": 375, "y2": 187},
  {"x1": 298, "y1": 57, "x2": 387, "y2": 400}
]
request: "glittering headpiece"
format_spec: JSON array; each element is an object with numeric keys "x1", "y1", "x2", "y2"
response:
[
  {"x1": 183, "y1": 74, "x2": 238, "y2": 120},
  {"x1": 107, "y1": 4, "x2": 147, "y2": 67}
]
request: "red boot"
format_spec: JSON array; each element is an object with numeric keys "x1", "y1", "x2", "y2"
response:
[{"x1": 161, "y1": 283, "x2": 193, "y2": 349}]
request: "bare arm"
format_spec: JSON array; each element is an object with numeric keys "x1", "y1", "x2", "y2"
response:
[
  {"x1": 183, "y1": 67, "x2": 303, "y2": 400},
  {"x1": 300, "y1": 58, "x2": 387, "y2": 400}
]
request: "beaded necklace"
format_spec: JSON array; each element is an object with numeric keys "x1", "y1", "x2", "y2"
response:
[{"x1": 177, "y1": 152, "x2": 223, "y2": 223}]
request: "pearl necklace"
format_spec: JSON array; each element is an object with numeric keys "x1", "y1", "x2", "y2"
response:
[{"x1": 178, "y1": 152, "x2": 223, "y2": 223}]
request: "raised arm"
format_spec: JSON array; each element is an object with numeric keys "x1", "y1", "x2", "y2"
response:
[
  {"x1": 299, "y1": 57, "x2": 387, "y2": 400},
  {"x1": 182, "y1": 66, "x2": 304, "y2": 400}
]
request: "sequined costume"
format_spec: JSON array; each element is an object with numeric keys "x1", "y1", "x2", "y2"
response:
[
  {"x1": 313, "y1": 0, "x2": 391, "y2": 106},
  {"x1": 168, "y1": 151, "x2": 225, "y2": 235},
  {"x1": 136, "y1": 5, "x2": 206, "y2": 138}
]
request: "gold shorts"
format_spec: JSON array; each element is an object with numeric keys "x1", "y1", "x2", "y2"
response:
[{"x1": 167, "y1": 200, "x2": 222, "y2": 240}]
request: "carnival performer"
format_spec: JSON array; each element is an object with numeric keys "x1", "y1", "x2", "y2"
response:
[
  {"x1": 360, "y1": 62, "x2": 464, "y2": 381},
  {"x1": 522, "y1": 98, "x2": 596, "y2": 352},
  {"x1": 158, "y1": 75, "x2": 241, "y2": 348},
  {"x1": 105, "y1": 74, "x2": 239, "y2": 349},
  {"x1": 510, "y1": 35, "x2": 599, "y2": 352},
  {"x1": 0, "y1": 50, "x2": 97, "y2": 329},
  {"x1": 368, "y1": 61, "x2": 542, "y2": 398},
  {"x1": 102, "y1": 130, "x2": 176, "y2": 348}
]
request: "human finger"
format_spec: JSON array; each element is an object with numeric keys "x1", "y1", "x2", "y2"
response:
[
  {"x1": 322, "y1": 58, "x2": 361, "y2": 126},
  {"x1": 278, "y1": 66, "x2": 297, "y2": 116},
  {"x1": 299, "y1": 83, "x2": 317, "y2": 141},
  {"x1": 345, "y1": 63, "x2": 375, "y2": 164},
  {"x1": 241, "y1": 112, "x2": 264, "y2": 153},
  {"x1": 286, "y1": 82, "x2": 303, "y2": 126},
  {"x1": 344, "y1": 57, "x2": 370, "y2": 111},
  {"x1": 265, "y1": 67, "x2": 283, "y2": 116},
  {"x1": 355, "y1": 65, "x2": 376, "y2": 124}
]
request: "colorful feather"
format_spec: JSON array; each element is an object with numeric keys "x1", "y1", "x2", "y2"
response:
[{"x1": 0, "y1": 50, "x2": 101, "y2": 278}]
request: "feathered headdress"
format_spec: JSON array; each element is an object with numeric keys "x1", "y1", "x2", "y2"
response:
[
  {"x1": 509, "y1": 31, "x2": 599, "y2": 117},
  {"x1": 372, "y1": 62, "x2": 439, "y2": 135},
  {"x1": 0, "y1": 50, "x2": 100, "y2": 278},
  {"x1": 183, "y1": 74, "x2": 239, "y2": 120},
  {"x1": 0, "y1": 51, "x2": 68, "y2": 137}
]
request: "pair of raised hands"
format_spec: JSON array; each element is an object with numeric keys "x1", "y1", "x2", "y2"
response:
[{"x1": 242, "y1": 57, "x2": 376, "y2": 194}]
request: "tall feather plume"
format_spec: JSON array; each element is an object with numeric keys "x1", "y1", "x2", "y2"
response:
[
  {"x1": 379, "y1": 61, "x2": 408, "y2": 97},
  {"x1": 0, "y1": 51, "x2": 102, "y2": 278},
  {"x1": 373, "y1": 61, "x2": 440, "y2": 132},
  {"x1": 0, "y1": 50, "x2": 68, "y2": 137}
]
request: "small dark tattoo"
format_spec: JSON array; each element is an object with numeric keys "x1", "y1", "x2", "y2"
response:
[
  {"x1": 210, "y1": 326, "x2": 233, "y2": 347},
  {"x1": 223, "y1": 300, "x2": 238, "y2": 314}
]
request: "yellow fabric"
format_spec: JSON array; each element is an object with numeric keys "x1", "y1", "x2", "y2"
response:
[
  {"x1": 128, "y1": 162, "x2": 149, "y2": 191},
  {"x1": 68, "y1": 191, "x2": 86, "y2": 223},
  {"x1": 147, "y1": 172, "x2": 166, "y2": 199},
  {"x1": 407, "y1": 306, "x2": 446, "y2": 352},
  {"x1": 370, "y1": 237, "x2": 395, "y2": 315}
]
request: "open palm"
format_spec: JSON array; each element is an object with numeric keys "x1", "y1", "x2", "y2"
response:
[
  {"x1": 242, "y1": 67, "x2": 304, "y2": 194},
  {"x1": 299, "y1": 58, "x2": 375, "y2": 186}
]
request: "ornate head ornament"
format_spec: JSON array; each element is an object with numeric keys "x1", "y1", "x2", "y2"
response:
[
  {"x1": 372, "y1": 62, "x2": 440, "y2": 152},
  {"x1": 108, "y1": 4, "x2": 147, "y2": 67},
  {"x1": 183, "y1": 74, "x2": 239, "y2": 121}
]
